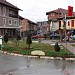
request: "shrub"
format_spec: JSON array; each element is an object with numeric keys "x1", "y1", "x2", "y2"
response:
[
  {"x1": 16, "y1": 33, "x2": 21, "y2": 46},
  {"x1": 54, "y1": 42, "x2": 60, "y2": 52},
  {"x1": 4, "y1": 33, "x2": 8, "y2": 45}
]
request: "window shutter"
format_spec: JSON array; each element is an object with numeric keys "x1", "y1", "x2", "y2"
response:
[
  {"x1": 71, "y1": 20, "x2": 74, "y2": 27},
  {"x1": 59, "y1": 21, "x2": 61, "y2": 29}
]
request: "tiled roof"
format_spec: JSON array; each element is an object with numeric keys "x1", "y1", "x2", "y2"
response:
[
  {"x1": 46, "y1": 8, "x2": 67, "y2": 15},
  {"x1": 0, "y1": 0, "x2": 20, "y2": 10},
  {"x1": 46, "y1": 8, "x2": 75, "y2": 19},
  {"x1": 25, "y1": 19, "x2": 37, "y2": 25},
  {"x1": 19, "y1": 15, "x2": 24, "y2": 20}
]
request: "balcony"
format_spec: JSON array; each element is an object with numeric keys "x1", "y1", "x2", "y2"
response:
[{"x1": 9, "y1": 14, "x2": 18, "y2": 18}]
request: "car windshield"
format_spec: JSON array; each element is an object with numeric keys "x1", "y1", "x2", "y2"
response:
[{"x1": 50, "y1": 33, "x2": 59, "y2": 36}]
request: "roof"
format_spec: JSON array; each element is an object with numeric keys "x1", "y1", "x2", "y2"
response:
[
  {"x1": 46, "y1": 8, "x2": 67, "y2": 15},
  {"x1": 0, "y1": 0, "x2": 21, "y2": 10},
  {"x1": 26, "y1": 19, "x2": 37, "y2": 25},
  {"x1": 19, "y1": 15, "x2": 24, "y2": 20},
  {"x1": 46, "y1": 8, "x2": 75, "y2": 20},
  {"x1": 58, "y1": 16, "x2": 75, "y2": 20}
]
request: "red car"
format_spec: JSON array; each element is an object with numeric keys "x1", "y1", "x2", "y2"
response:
[{"x1": 32, "y1": 34, "x2": 44, "y2": 39}]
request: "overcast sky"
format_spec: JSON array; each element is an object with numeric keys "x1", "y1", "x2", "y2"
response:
[{"x1": 6, "y1": 0, "x2": 75, "y2": 22}]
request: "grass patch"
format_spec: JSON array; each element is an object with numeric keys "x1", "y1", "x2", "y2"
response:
[
  {"x1": 71, "y1": 44, "x2": 75, "y2": 47},
  {"x1": 1, "y1": 39, "x2": 75, "y2": 57}
]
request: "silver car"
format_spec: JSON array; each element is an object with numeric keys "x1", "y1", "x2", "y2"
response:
[{"x1": 70, "y1": 35, "x2": 75, "y2": 39}]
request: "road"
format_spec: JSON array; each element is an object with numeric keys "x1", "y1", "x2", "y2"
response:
[{"x1": 0, "y1": 53, "x2": 75, "y2": 75}]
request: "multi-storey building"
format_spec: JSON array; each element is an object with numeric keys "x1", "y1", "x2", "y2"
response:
[
  {"x1": 20, "y1": 19, "x2": 37, "y2": 37},
  {"x1": 0, "y1": 0, "x2": 23, "y2": 37},
  {"x1": 46, "y1": 8, "x2": 75, "y2": 35},
  {"x1": 37, "y1": 21, "x2": 49, "y2": 34}
]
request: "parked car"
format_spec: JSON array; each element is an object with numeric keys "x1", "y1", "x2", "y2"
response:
[
  {"x1": 49, "y1": 33, "x2": 60, "y2": 39},
  {"x1": 0, "y1": 35, "x2": 3, "y2": 38},
  {"x1": 70, "y1": 35, "x2": 75, "y2": 40},
  {"x1": 32, "y1": 34, "x2": 44, "y2": 39}
]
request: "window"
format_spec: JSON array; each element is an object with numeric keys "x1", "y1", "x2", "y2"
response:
[
  {"x1": 71, "y1": 20, "x2": 74, "y2": 27},
  {"x1": 61, "y1": 12, "x2": 64, "y2": 15},
  {"x1": 59, "y1": 21, "x2": 61, "y2": 28},
  {"x1": 14, "y1": 20, "x2": 17, "y2": 26},
  {"x1": 9, "y1": 10, "x2": 13, "y2": 15},
  {"x1": 8, "y1": 19, "x2": 12, "y2": 25},
  {"x1": 67, "y1": 21, "x2": 70, "y2": 26},
  {"x1": 3, "y1": 7, "x2": 6, "y2": 16},
  {"x1": 51, "y1": 13, "x2": 55, "y2": 17},
  {"x1": 9, "y1": 10, "x2": 17, "y2": 18},
  {"x1": 3, "y1": 18, "x2": 6, "y2": 25},
  {"x1": 19, "y1": 20, "x2": 22, "y2": 26}
]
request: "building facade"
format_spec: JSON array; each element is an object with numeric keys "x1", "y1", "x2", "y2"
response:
[
  {"x1": 37, "y1": 21, "x2": 49, "y2": 34},
  {"x1": 46, "y1": 8, "x2": 75, "y2": 35},
  {"x1": 0, "y1": 0, "x2": 22, "y2": 37},
  {"x1": 20, "y1": 19, "x2": 37, "y2": 37}
]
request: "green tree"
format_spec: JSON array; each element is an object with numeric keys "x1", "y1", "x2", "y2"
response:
[
  {"x1": 4, "y1": 33, "x2": 8, "y2": 45},
  {"x1": 26, "y1": 32, "x2": 32, "y2": 49}
]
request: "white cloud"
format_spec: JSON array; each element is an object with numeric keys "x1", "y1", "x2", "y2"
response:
[{"x1": 7, "y1": 0, "x2": 75, "y2": 22}]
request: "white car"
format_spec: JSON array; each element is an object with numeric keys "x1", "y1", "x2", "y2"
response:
[{"x1": 0, "y1": 35, "x2": 3, "y2": 39}]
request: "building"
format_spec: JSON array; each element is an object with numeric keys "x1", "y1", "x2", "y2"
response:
[
  {"x1": 46, "y1": 8, "x2": 75, "y2": 35},
  {"x1": 37, "y1": 21, "x2": 49, "y2": 34},
  {"x1": 0, "y1": 0, "x2": 22, "y2": 37},
  {"x1": 20, "y1": 19, "x2": 38, "y2": 37}
]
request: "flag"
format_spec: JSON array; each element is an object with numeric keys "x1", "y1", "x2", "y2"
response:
[{"x1": 68, "y1": 6, "x2": 73, "y2": 16}]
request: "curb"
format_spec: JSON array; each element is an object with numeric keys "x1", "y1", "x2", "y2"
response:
[{"x1": 0, "y1": 50, "x2": 75, "y2": 60}]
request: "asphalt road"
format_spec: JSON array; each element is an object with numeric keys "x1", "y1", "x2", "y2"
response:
[{"x1": 0, "y1": 53, "x2": 75, "y2": 75}]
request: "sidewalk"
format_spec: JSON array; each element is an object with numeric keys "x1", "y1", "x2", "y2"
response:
[{"x1": 60, "y1": 42, "x2": 75, "y2": 54}]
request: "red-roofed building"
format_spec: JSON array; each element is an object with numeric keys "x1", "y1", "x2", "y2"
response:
[
  {"x1": 46, "y1": 8, "x2": 75, "y2": 35},
  {"x1": 20, "y1": 19, "x2": 38, "y2": 37}
]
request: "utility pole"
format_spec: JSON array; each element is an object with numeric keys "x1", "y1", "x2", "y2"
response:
[
  {"x1": 63, "y1": 14, "x2": 66, "y2": 37},
  {"x1": 48, "y1": 20, "x2": 51, "y2": 33},
  {"x1": 63, "y1": 14, "x2": 67, "y2": 52}
]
